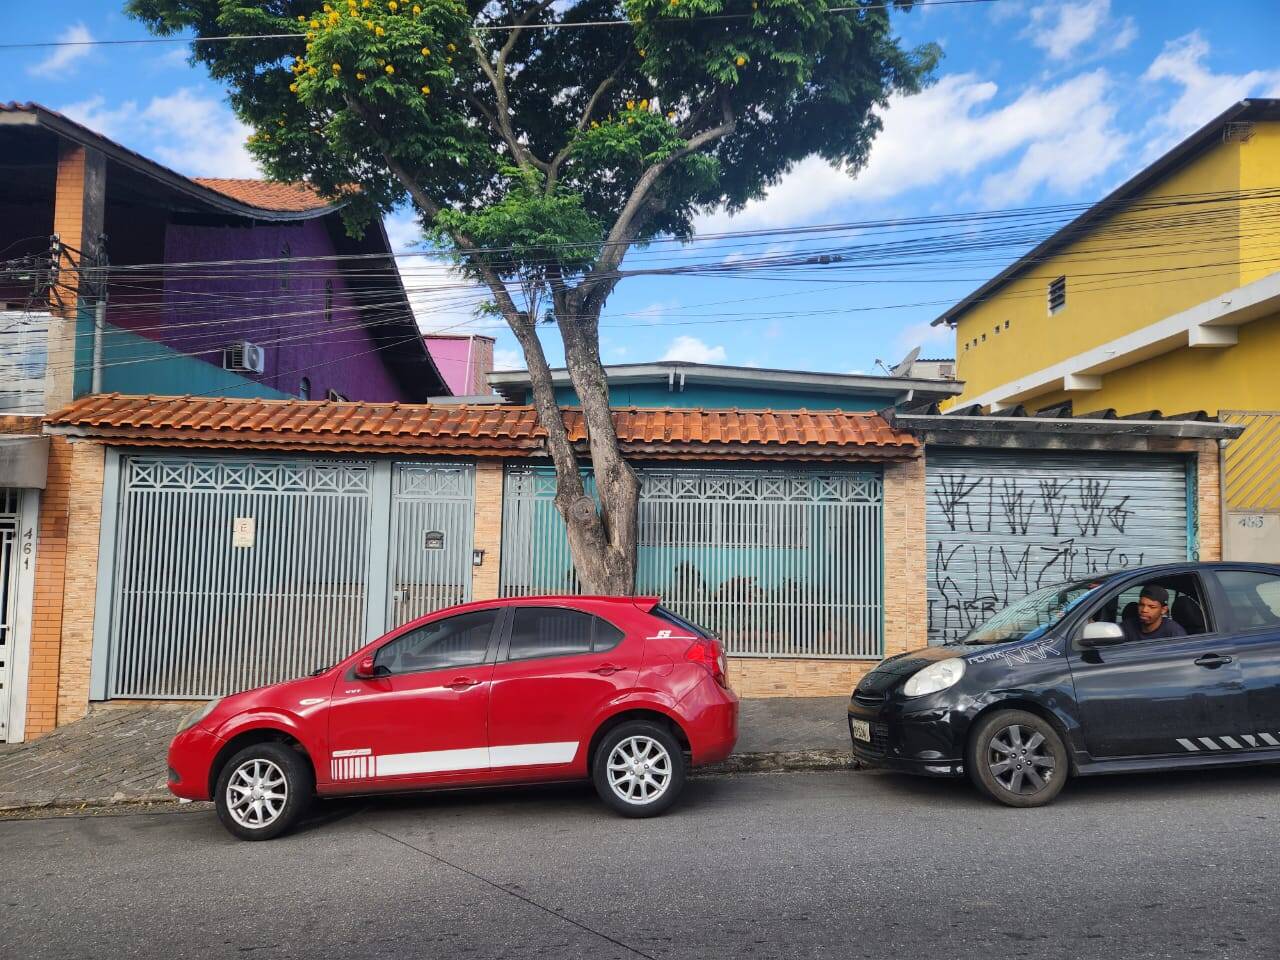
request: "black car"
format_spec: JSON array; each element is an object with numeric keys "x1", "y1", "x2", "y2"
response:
[{"x1": 849, "y1": 562, "x2": 1280, "y2": 806}]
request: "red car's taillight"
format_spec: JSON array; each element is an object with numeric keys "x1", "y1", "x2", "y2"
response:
[{"x1": 685, "y1": 638, "x2": 728, "y2": 688}]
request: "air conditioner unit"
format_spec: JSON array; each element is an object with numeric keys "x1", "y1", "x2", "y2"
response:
[{"x1": 224, "y1": 340, "x2": 266, "y2": 374}]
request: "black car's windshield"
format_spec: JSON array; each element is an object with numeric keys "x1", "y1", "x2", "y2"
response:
[{"x1": 960, "y1": 579, "x2": 1105, "y2": 645}]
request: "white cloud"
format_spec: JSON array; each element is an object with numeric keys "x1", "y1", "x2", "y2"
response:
[
  {"x1": 1142, "y1": 32, "x2": 1280, "y2": 152},
  {"x1": 699, "y1": 68, "x2": 1126, "y2": 229},
  {"x1": 385, "y1": 211, "x2": 491, "y2": 334},
  {"x1": 28, "y1": 23, "x2": 94, "y2": 78},
  {"x1": 661, "y1": 335, "x2": 726, "y2": 364},
  {"x1": 60, "y1": 89, "x2": 260, "y2": 178},
  {"x1": 894, "y1": 320, "x2": 955, "y2": 357},
  {"x1": 1023, "y1": 1, "x2": 1135, "y2": 62},
  {"x1": 492, "y1": 348, "x2": 524, "y2": 371}
]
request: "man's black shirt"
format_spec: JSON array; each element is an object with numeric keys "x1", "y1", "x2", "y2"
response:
[{"x1": 1121, "y1": 615, "x2": 1188, "y2": 643}]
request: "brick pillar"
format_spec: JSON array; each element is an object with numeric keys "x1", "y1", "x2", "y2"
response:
[
  {"x1": 881, "y1": 454, "x2": 927, "y2": 659},
  {"x1": 468, "y1": 337, "x2": 495, "y2": 395},
  {"x1": 23, "y1": 437, "x2": 72, "y2": 738},
  {"x1": 46, "y1": 142, "x2": 106, "y2": 412},
  {"x1": 471, "y1": 459, "x2": 505, "y2": 600},
  {"x1": 1197, "y1": 438, "x2": 1222, "y2": 562},
  {"x1": 54, "y1": 442, "x2": 106, "y2": 726}
]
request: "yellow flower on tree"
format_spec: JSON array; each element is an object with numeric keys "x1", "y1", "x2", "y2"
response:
[
  {"x1": 626, "y1": 100, "x2": 635, "y2": 109},
  {"x1": 332, "y1": 62, "x2": 342, "y2": 72},
  {"x1": 639, "y1": 99, "x2": 649, "y2": 110},
  {"x1": 421, "y1": 47, "x2": 431, "y2": 56},
  {"x1": 388, "y1": 0, "x2": 398, "y2": 10},
  {"x1": 420, "y1": 85, "x2": 430, "y2": 95},
  {"x1": 735, "y1": 56, "x2": 746, "y2": 66},
  {"x1": 413, "y1": 4, "x2": 421, "y2": 12},
  {"x1": 289, "y1": 82, "x2": 299, "y2": 92},
  {"x1": 310, "y1": 19, "x2": 320, "y2": 28},
  {"x1": 356, "y1": 71, "x2": 366, "y2": 80},
  {"x1": 447, "y1": 43, "x2": 456, "y2": 52},
  {"x1": 385, "y1": 64, "x2": 395, "y2": 74}
]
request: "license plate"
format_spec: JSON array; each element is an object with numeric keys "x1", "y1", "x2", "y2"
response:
[{"x1": 851, "y1": 719, "x2": 871, "y2": 742}]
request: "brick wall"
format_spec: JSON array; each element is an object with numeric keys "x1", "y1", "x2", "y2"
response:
[
  {"x1": 54, "y1": 442, "x2": 105, "y2": 725},
  {"x1": 472, "y1": 460, "x2": 504, "y2": 600},
  {"x1": 0, "y1": 416, "x2": 43, "y2": 435},
  {"x1": 727, "y1": 455, "x2": 927, "y2": 698},
  {"x1": 1196, "y1": 439, "x2": 1222, "y2": 562}
]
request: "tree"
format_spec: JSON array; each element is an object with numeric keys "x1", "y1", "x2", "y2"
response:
[{"x1": 128, "y1": 0, "x2": 938, "y2": 594}]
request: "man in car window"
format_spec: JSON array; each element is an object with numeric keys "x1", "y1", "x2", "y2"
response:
[{"x1": 1122, "y1": 585, "x2": 1188, "y2": 642}]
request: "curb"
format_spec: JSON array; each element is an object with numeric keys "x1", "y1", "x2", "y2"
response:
[{"x1": 0, "y1": 751, "x2": 857, "y2": 817}]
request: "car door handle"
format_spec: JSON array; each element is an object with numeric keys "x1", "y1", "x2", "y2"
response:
[
  {"x1": 589, "y1": 663, "x2": 624, "y2": 676},
  {"x1": 1194, "y1": 654, "x2": 1233, "y2": 669},
  {"x1": 446, "y1": 676, "x2": 482, "y2": 690}
]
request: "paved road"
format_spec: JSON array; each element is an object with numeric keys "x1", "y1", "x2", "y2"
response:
[{"x1": 3, "y1": 765, "x2": 1277, "y2": 959}]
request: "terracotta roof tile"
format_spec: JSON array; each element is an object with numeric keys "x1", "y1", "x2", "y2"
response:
[
  {"x1": 44, "y1": 395, "x2": 918, "y2": 461},
  {"x1": 190, "y1": 178, "x2": 332, "y2": 213}
]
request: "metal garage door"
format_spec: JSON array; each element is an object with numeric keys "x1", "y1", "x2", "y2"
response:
[
  {"x1": 501, "y1": 464, "x2": 884, "y2": 658},
  {"x1": 103, "y1": 456, "x2": 476, "y2": 699},
  {"x1": 926, "y1": 450, "x2": 1191, "y2": 645}
]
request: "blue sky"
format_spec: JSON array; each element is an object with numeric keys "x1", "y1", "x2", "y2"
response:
[{"x1": 4, "y1": 0, "x2": 1280, "y2": 376}]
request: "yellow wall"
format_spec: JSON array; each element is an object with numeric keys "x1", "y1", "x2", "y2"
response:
[{"x1": 949, "y1": 119, "x2": 1280, "y2": 412}]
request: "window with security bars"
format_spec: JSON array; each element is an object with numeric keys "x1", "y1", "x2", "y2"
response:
[{"x1": 1048, "y1": 275, "x2": 1067, "y2": 315}]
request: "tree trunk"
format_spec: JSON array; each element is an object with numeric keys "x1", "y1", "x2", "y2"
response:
[
  {"x1": 555, "y1": 291, "x2": 639, "y2": 596},
  {"x1": 503, "y1": 301, "x2": 637, "y2": 596}
]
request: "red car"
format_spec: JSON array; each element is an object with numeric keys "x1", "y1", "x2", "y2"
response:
[{"x1": 168, "y1": 596, "x2": 738, "y2": 840}]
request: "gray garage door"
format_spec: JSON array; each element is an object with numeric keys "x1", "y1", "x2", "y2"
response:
[{"x1": 926, "y1": 450, "x2": 1191, "y2": 645}]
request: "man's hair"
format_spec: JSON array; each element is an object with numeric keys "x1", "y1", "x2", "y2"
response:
[{"x1": 1140, "y1": 584, "x2": 1169, "y2": 606}]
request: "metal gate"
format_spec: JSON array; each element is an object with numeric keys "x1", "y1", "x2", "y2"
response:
[
  {"x1": 387, "y1": 463, "x2": 475, "y2": 625},
  {"x1": 107, "y1": 457, "x2": 376, "y2": 698},
  {"x1": 926, "y1": 450, "x2": 1191, "y2": 645},
  {"x1": 501, "y1": 465, "x2": 884, "y2": 658},
  {"x1": 0, "y1": 489, "x2": 18, "y2": 738},
  {"x1": 103, "y1": 455, "x2": 478, "y2": 699}
]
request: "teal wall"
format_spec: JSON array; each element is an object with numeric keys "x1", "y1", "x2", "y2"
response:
[
  {"x1": 91, "y1": 322, "x2": 291, "y2": 400},
  {"x1": 539, "y1": 383, "x2": 889, "y2": 410}
]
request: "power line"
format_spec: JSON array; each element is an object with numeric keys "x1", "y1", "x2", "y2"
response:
[{"x1": 0, "y1": 2, "x2": 1005, "y2": 51}]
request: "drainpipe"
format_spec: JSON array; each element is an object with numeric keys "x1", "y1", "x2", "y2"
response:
[{"x1": 91, "y1": 293, "x2": 106, "y2": 394}]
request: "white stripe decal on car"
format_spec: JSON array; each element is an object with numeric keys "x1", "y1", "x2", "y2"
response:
[
  {"x1": 336, "y1": 741, "x2": 583, "y2": 779},
  {"x1": 490, "y1": 742, "x2": 579, "y2": 767},
  {"x1": 1176, "y1": 732, "x2": 1280, "y2": 753}
]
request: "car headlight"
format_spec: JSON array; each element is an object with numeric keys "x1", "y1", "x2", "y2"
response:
[
  {"x1": 177, "y1": 699, "x2": 221, "y2": 733},
  {"x1": 902, "y1": 659, "x2": 966, "y2": 698}
]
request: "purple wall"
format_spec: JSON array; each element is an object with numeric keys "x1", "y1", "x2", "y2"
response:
[{"x1": 105, "y1": 215, "x2": 409, "y2": 402}]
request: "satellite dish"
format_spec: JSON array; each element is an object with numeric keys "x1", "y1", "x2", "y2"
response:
[{"x1": 890, "y1": 345, "x2": 921, "y2": 377}]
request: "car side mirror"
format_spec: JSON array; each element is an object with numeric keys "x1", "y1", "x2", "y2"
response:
[
  {"x1": 1080, "y1": 622, "x2": 1125, "y2": 648},
  {"x1": 354, "y1": 655, "x2": 387, "y2": 679}
]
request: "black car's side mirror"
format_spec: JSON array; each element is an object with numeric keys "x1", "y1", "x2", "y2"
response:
[{"x1": 1079, "y1": 622, "x2": 1125, "y2": 648}]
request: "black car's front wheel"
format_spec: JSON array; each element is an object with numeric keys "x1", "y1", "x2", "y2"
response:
[{"x1": 967, "y1": 709, "x2": 1068, "y2": 808}]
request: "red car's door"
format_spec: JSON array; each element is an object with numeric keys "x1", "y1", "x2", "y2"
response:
[
  {"x1": 324, "y1": 608, "x2": 500, "y2": 793},
  {"x1": 486, "y1": 605, "x2": 640, "y2": 781}
]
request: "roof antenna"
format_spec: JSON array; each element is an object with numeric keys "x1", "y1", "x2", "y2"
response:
[{"x1": 873, "y1": 359, "x2": 894, "y2": 376}]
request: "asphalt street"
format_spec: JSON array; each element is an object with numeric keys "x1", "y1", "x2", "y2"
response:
[{"x1": 2, "y1": 765, "x2": 1277, "y2": 960}]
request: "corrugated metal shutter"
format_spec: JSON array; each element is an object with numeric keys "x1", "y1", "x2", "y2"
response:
[{"x1": 926, "y1": 450, "x2": 1190, "y2": 645}]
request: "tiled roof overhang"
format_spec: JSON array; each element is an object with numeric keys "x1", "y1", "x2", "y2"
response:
[{"x1": 44, "y1": 395, "x2": 919, "y2": 462}]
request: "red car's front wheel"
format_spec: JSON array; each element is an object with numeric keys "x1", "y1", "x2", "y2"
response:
[{"x1": 215, "y1": 742, "x2": 314, "y2": 841}]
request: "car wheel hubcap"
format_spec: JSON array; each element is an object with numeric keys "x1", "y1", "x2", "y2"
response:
[
  {"x1": 606, "y1": 736, "x2": 672, "y2": 805},
  {"x1": 226, "y1": 758, "x2": 288, "y2": 829},
  {"x1": 987, "y1": 724, "x2": 1055, "y2": 795}
]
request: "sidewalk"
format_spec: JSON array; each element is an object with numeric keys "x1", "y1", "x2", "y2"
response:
[{"x1": 0, "y1": 697, "x2": 853, "y2": 814}]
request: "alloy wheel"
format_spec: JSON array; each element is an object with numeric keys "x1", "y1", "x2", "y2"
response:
[
  {"x1": 606, "y1": 735, "x2": 673, "y2": 805},
  {"x1": 225, "y1": 758, "x2": 289, "y2": 829},
  {"x1": 987, "y1": 724, "x2": 1056, "y2": 795}
]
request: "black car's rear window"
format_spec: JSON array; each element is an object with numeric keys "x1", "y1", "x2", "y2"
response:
[{"x1": 652, "y1": 605, "x2": 710, "y2": 638}]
